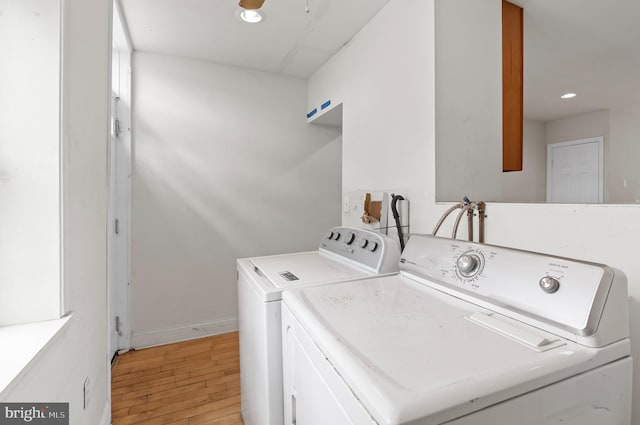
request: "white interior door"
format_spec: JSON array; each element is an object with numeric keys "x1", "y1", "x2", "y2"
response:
[
  {"x1": 546, "y1": 137, "x2": 604, "y2": 203},
  {"x1": 109, "y1": 4, "x2": 132, "y2": 358}
]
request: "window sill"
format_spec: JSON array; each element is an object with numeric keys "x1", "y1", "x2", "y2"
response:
[{"x1": 0, "y1": 314, "x2": 72, "y2": 399}]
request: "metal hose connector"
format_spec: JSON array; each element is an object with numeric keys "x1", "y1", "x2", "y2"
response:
[
  {"x1": 452, "y1": 203, "x2": 475, "y2": 239},
  {"x1": 477, "y1": 201, "x2": 486, "y2": 243}
]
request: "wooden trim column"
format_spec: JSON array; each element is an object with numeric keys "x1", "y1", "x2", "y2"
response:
[{"x1": 502, "y1": 0, "x2": 523, "y2": 172}]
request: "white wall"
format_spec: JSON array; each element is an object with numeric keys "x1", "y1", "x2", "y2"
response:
[
  {"x1": 609, "y1": 106, "x2": 640, "y2": 203},
  {"x1": 434, "y1": 0, "x2": 503, "y2": 203},
  {"x1": 310, "y1": 0, "x2": 640, "y2": 423},
  {"x1": 434, "y1": 0, "x2": 547, "y2": 204},
  {"x1": 131, "y1": 52, "x2": 341, "y2": 347},
  {"x1": 309, "y1": 0, "x2": 434, "y2": 232},
  {"x1": 546, "y1": 109, "x2": 610, "y2": 147},
  {"x1": 1, "y1": 0, "x2": 111, "y2": 424},
  {"x1": 501, "y1": 119, "x2": 546, "y2": 202},
  {"x1": 0, "y1": 0, "x2": 60, "y2": 326}
]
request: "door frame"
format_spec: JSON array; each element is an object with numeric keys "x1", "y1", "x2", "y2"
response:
[
  {"x1": 546, "y1": 136, "x2": 604, "y2": 203},
  {"x1": 108, "y1": 0, "x2": 133, "y2": 358}
]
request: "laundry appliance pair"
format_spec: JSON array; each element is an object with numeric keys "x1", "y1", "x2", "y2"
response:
[{"x1": 239, "y1": 228, "x2": 632, "y2": 425}]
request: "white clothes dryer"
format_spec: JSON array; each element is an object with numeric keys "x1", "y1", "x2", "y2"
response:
[
  {"x1": 237, "y1": 226, "x2": 401, "y2": 425},
  {"x1": 281, "y1": 234, "x2": 632, "y2": 425}
]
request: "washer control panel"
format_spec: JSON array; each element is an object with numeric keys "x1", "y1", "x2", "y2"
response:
[
  {"x1": 399, "y1": 234, "x2": 614, "y2": 336},
  {"x1": 319, "y1": 227, "x2": 400, "y2": 274}
]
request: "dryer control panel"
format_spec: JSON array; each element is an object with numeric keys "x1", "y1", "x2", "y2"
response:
[
  {"x1": 399, "y1": 234, "x2": 629, "y2": 347},
  {"x1": 319, "y1": 227, "x2": 400, "y2": 274}
]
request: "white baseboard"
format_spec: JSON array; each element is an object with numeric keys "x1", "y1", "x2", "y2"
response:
[
  {"x1": 99, "y1": 399, "x2": 111, "y2": 425},
  {"x1": 131, "y1": 317, "x2": 238, "y2": 349}
]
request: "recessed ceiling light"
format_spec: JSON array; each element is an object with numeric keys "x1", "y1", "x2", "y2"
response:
[
  {"x1": 239, "y1": 9, "x2": 263, "y2": 24},
  {"x1": 560, "y1": 93, "x2": 577, "y2": 99}
]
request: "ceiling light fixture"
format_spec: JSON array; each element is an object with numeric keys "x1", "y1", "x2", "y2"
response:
[
  {"x1": 239, "y1": 0, "x2": 265, "y2": 24},
  {"x1": 561, "y1": 92, "x2": 577, "y2": 99},
  {"x1": 240, "y1": 9, "x2": 263, "y2": 23}
]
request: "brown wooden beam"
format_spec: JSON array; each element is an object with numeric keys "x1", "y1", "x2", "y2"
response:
[{"x1": 502, "y1": 0, "x2": 523, "y2": 172}]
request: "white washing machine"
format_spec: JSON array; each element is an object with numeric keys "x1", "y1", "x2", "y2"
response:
[
  {"x1": 237, "y1": 226, "x2": 401, "y2": 425},
  {"x1": 281, "y1": 234, "x2": 632, "y2": 425}
]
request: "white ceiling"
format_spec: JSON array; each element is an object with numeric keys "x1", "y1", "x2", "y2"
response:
[
  {"x1": 119, "y1": 0, "x2": 390, "y2": 78},
  {"x1": 513, "y1": 0, "x2": 640, "y2": 122},
  {"x1": 120, "y1": 0, "x2": 639, "y2": 122}
]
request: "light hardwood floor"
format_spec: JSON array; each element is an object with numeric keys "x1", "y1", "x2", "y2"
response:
[{"x1": 111, "y1": 332, "x2": 244, "y2": 425}]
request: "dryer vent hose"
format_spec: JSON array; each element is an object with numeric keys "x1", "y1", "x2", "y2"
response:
[{"x1": 391, "y1": 194, "x2": 406, "y2": 252}]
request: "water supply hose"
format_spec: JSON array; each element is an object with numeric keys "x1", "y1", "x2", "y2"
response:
[{"x1": 432, "y1": 203, "x2": 462, "y2": 236}]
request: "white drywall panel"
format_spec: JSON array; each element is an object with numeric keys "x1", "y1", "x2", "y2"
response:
[
  {"x1": 131, "y1": 53, "x2": 341, "y2": 345},
  {"x1": 501, "y1": 119, "x2": 547, "y2": 202},
  {"x1": 0, "y1": 0, "x2": 60, "y2": 326},
  {"x1": 434, "y1": 0, "x2": 503, "y2": 203}
]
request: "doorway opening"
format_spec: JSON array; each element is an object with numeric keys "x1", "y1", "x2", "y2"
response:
[{"x1": 546, "y1": 136, "x2": 604, "y2": 203}]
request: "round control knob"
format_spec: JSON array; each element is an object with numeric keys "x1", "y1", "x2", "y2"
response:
[
  {"x1": 368, "y1": 241, "x2": 378, "y2": 252},
  {"x1": 539, "y1": 276, "x2": 560, "y2": 294},
  {"x1": 326, "y1": 231, "x2": 334, "y2": 240},
  {"x1": 344, "y1": 232, "x2": 356, "y2": 245},
  {"x1": 456, "y1": 254, "x2": 481, "y2": 277},
  {"x1": 332, "y1": 232, "x2": 341, "y2": 241},
  {"x1": 359, "y1": 238, "x2": 369, "y2": 249}
]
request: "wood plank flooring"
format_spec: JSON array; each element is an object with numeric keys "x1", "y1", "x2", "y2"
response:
[{"x1": 111, "y1": 332, "x2": 244, "y2": 425}]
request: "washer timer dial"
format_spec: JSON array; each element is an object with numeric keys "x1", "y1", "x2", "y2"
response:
[{"x1": 455, "y1": 251, "x2": 484, "y2": 279}]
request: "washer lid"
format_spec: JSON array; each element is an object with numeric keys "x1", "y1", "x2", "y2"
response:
[
  {"x1": 249, "y1": 251, "x2": 371, "y2": 290},
  {"x1": 283, "y1": 276, "x2": 629, "y2": 425}
]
